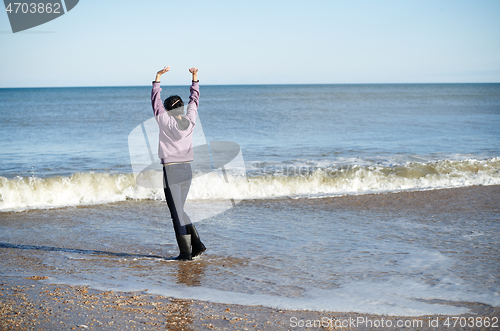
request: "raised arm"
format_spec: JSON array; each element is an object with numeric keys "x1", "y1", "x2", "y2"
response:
[
  {"x1": 187, "y1": 67, "x2": 200, "y2": 108},
  {"x1": 184, "y1": 67, "x2": 199, "y2": 124},
  {"x1": 151, "y1": 66, "x2": 170, "y2": 116},
  {"x1": 155, "y1": 66, "x2": 170, "y2": 83}
]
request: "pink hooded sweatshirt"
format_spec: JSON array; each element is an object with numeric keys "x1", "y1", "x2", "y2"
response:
[{"x1": 151, "y1": 81, "x2": 200, "y2": 164}]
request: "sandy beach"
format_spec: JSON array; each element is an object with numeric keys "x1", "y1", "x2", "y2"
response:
[
  {"x1": 1, "y1": 185, "x2": 499, "y2": 330},
  {"x1": 1, "y1": 275, "x2": 499, "y2": 331}
]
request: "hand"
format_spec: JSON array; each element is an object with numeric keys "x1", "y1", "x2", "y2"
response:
[
  {"x1": 155, "y1": 65, "x2": 170, "y2": 82},
  {"x1": 158, "y1": 66, "x2": 170, "y2": 75},
  {"x1": 189, "y1": 67, "x2": 198, "y2": 81}
]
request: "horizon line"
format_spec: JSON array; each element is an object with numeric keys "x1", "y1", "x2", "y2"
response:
[{"x1": 1, "y1": 81, "x2": 499, "y2": 89}]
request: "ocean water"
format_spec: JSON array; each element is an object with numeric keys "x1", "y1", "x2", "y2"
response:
[
  {"x1": 1, "y1": 83, "x2": 499, "y2": 315},
  {"x1": 1, "y1": 83, "x2": 499, "y2": 210}
]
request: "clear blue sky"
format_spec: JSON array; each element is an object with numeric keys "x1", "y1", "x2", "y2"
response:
[{"x1": 1, "y1": 0, "x2": 499, "y2": 87}]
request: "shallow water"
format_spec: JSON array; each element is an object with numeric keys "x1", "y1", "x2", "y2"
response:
[{"x1": 1, "y1": 186, "x2": 499, "y2": 316}]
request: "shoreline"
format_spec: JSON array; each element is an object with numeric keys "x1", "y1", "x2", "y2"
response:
[
  {"x1": 1, "y1": 275, "x2": 499, "y2": 331},
  {"x1": 255, "y1": 184, "x2": 500, "y2": 212},
  {"x1": 1, "y1": 185, "x2": 499, "y2": 330}
]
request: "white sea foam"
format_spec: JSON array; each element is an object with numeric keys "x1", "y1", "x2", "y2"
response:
[
  {"x1": 1, "y1": 157, "x2": 499, "y2": 211},
  {"x1": 0, "y1": 172, "x2": 165, "y2": 211},
  {"x1": 40, "y1": 266, "x2": 498, "y2": 316}
]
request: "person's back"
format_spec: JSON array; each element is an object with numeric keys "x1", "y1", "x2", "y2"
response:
[{"x1": 151, "y1": 68, "x2": 199, "y2": 164}]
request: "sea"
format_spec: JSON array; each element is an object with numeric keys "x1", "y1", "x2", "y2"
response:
[{"x1": 0, "y1": 83, "x2": 499, "y2": 316}]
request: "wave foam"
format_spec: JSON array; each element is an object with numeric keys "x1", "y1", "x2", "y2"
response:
[
  {"x1": 0, "y1": 172, "x2": 164, "y2": 211},
  {"x1": 1, "y1": 158, "x2": 499, "y2": 211}
]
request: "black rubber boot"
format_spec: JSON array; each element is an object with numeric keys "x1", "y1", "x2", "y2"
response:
[
  {"x1": 186, "y1": 224, "x2": 206, "y2": 258},
  {"x1": 174, "y1": 234, "x2": 192, "y2": 261}
]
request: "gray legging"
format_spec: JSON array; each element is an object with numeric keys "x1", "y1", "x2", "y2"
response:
[{"x1": 162, "y1": 163, "x2": 193, "y2": 236}]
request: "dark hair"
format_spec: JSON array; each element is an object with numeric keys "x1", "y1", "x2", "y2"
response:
[{"x1": 164, "y1": 95, "x2": 184, "y2": 111}]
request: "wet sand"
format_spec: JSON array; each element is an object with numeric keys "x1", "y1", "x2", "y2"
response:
[
  {"x1": 251, "y1": 184, "x2": 500, "y2": 214},
  {"x1": 1, "y1": 275, "x2": 499, "y2": 331},
  {"x1": 1, "y1": 185, "x2": 499, "y2": 330}
]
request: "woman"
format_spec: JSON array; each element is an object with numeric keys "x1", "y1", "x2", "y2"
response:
[{"x1": 151, "y1": 65, "x2": 206, "y2": 260}]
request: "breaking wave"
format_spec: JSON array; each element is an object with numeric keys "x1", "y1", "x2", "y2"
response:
[{"x1": 1, "y1": 157, "x2": 499, "y2": 211}]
